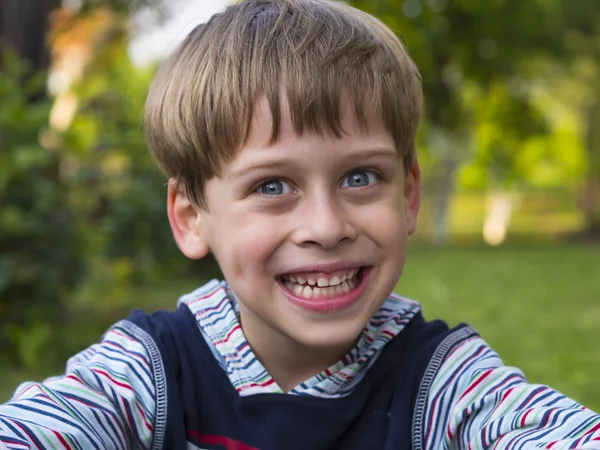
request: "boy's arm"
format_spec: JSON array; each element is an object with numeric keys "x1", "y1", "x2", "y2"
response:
[
  {"x1": 0, "y1": 320, "x2": 165, "y2": 450},
  {"x1": 421, "y1": 335, "x2": 600, "y2": 450}
]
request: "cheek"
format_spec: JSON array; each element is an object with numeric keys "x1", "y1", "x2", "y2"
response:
[
  {"x1": 359, "y1": 192, "x2": 407, "y2": 239},
  {"x1": 209, "y1": 212, "x2": 286, "y2": 279},
  {"x1": 357, "y1": 196, "x2": 408, "y2": 275}
]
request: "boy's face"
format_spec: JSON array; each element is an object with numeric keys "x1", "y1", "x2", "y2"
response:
[{"x1": 169, "y1": 98, "x2": 420, "y2": 354}]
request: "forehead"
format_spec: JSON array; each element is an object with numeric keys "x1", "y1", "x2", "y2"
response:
[
  {"x1": 213, "y1": 96, "x2": 398, "y2": 184},
  {"x1": 242, "y1": 96, "x2": 393, "y2": 155}
]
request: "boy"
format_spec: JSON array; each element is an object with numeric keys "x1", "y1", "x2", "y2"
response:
[{"x1": 1, "y1": 0, "x2": 599, "y2": 448}]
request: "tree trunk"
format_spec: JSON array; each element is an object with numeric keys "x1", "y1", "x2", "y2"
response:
[
  {"x1": 581, "y1": 100, "x2": 600, "y2": 237},
  {"x1": 0, "y1": 0, "x2": 58, "y2": 99},
  {"x1": 428, "y1": 129, "x2": 465, "y2": 246},
  {"x1": 431, "y1": 147, "x2": 456, "y2": 246},
  {"x1": 483, "y1": 191, "x2": 516, "y2": 246}
]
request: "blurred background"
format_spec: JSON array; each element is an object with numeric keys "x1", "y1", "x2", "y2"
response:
[{"x1": 0, "y1": 0, "x2": 598, "y2": 408}]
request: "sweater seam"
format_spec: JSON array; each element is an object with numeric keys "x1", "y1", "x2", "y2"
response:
[
  {"x1": 119, "y1": 320, "x2": 168, "y2": 450},
  {"x1": 411, "y1": 325, "x2": 477, "y2": 450}
]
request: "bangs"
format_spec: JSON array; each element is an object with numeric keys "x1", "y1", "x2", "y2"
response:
[{"x1": 145, "y1": 0, "x2": 422, "y2": 207}]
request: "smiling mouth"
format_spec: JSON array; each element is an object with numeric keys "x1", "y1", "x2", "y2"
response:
[{"x1": 278, "y1": 267, "x2": 366, "y2": 300}]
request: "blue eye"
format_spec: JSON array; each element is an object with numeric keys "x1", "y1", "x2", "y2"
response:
[
  {"x1": 256, "y1": 179, "x2": 292, "y2": 196},
  {"x1": 341, "y1": 170, "x2": 378, "y2": 189}
]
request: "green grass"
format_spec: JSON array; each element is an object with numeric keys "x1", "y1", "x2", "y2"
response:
[
  {"x1": 398, "y1": 242, "x2": 600, "y2": 411},
  {"x1": 0, "y1": 369, "x2": 34, "y2": 403},
  {"x1": 1, "y1": 242, "x2": 599, "y2": 412}
]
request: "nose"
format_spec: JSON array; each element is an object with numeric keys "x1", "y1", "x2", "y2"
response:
[{"x1": 292, "y1": 193, "x2": 357, "y2": 249}]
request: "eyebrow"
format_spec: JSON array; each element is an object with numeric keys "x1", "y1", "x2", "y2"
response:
[
  {"x1": 227, "y1": 147, "x2": 397, "y2": 181},
  {"x1": 227, "y1": 159, "x2": 292, "y2": 181},
  {"x1": 350, "y1": 147, "x2": 397, "y2": 159}
]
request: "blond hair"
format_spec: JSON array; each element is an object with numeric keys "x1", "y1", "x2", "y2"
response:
[{"x1": 145, "y1": 0, "x2": 423, "y2": 207}]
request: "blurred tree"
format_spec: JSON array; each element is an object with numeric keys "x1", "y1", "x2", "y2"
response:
[
  {"x1": 46, "y1": 3, "x2": 220, "y2": 307},
  {"x1": 77, "y1": 0, "x2": 166, "y2": 15},
  {"x1": 0, "y1": 0, "x2": 59, "y2": 78},
  {"x1": 457, "y1": 79, "x2": 587, "y2": 244},
  {"x1": 562, "y1": 3, "x2": 600, "y2": 236},
  {"x1": 0, "y1": 0, "x2": 177, "y2": 371},
  {"x1": 0, "y1": 51, "x2": 86, "y2": 370},
  {"x1": 348, "y1": 0, "x2": 583, "y2": 243},
  {"x1": 0, "y1": 0, "x2": 83, "y2": 370}
]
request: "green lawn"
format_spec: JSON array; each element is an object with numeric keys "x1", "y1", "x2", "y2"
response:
[
  {"x1": 398, "y1": 242, "x2": 600, "y2": 411},
  {"x1": 1, "y1": 242, "x2": 599, "y2": 412}
]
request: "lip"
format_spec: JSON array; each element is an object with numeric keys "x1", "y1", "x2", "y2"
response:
[
  {"x1": 277, "y1": 266, "x2": 373, "y2": 312},
  {"x1": 278, "y1": 260, "x2": 368, "y2": 276}
]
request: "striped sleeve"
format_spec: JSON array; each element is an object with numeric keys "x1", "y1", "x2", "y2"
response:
[
  {"x1": 0, "y1": 320, "x2": 166, "y2": 450},
  {"x1": 422, "y1": 335, "x2": 600, "y2": 449}
]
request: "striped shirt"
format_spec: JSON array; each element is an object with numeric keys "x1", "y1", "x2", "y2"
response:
[{"x1": 1, "y1": 279, "x2": 599, "y2": 449}]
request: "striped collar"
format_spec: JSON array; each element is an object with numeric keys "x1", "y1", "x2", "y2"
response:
[{"x1": 178, "y1": 279, "x2": 420, "y2": 398}]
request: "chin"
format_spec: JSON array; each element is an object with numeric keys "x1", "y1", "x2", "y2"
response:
[{"x1": 286, "y1": 317, "x2": 368, "y2": 351}]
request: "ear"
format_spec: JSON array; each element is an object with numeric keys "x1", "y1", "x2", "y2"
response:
[
  {"x1": 167, "y1": 179, "x2": 210, "y2": 260},
  {"x1": 403, "y1": 161, "x2": 421, "y2": 236}
]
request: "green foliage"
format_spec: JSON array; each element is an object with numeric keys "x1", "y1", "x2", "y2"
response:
[
  {"x1": 0, "y1": 32, "x2": 191, "y2": 371},
  {"x1": 58, "y1": 29, "x2": 188, "y2": 287},
  {"x1": 77, "y1": 0, "x2": 166, "y2": 15},
  {"x1": 458, "y1": 80, "x2": 586, "y2": 190},
  {"x1": 351, "y1": 0, "x2": 564, "y2": 126},
  {"x1": 0, "y1": 51, "x2": 84, "y2": 370},
  {"x1": 349, "y1": 0, "x2": 600, "y2": 231}
]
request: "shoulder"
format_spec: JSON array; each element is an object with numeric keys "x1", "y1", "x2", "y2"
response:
[
  {"x1": 385, "y1": 293, "x2": 475, "y2": 358},
  {"x1": 69, "y1": 317, "x2": 172, "y2": 403},
  {"x1": 411, "y1": 332, "x2": 514, "y2": 449},
  {"x1": 414, "y1": 333, "x2": 600, "y2": 450},
  {"x1": 6, "y1": 317, "x2": 172, "y2": 450},
  {"x1": 125, "y1": 280, "x2": 224, "y2": 345},
  {"x1": 376, "y1": 296, "x2": 477, "y2": 398}
]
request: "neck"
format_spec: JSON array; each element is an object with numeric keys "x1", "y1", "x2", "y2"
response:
[{"x1": 238, "y1": 305, "x2": 357, "y2": 393}]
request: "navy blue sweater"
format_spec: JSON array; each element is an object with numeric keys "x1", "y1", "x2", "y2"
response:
[{"x1": 128, "y1": 305, "x2": 474, "y2": 450}]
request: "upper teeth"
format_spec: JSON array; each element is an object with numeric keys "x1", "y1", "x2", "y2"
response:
[{"x1": 285, "y1": 270, "x2": 357, "y2": 287}]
